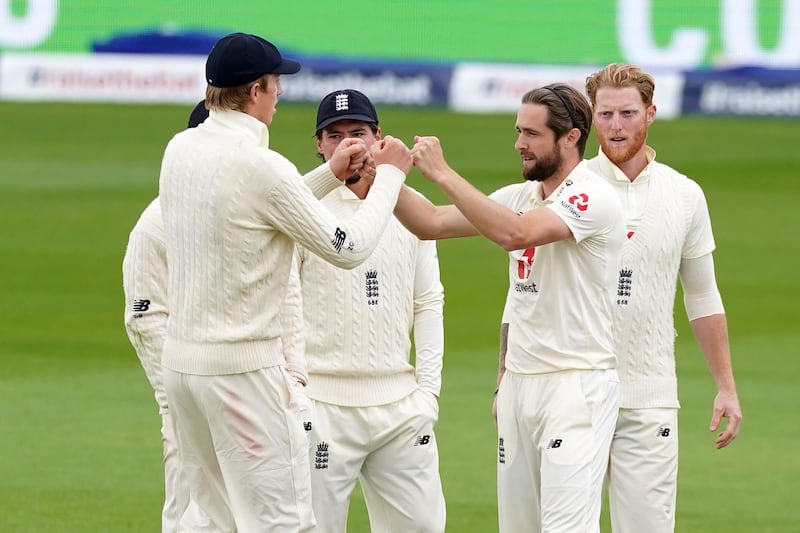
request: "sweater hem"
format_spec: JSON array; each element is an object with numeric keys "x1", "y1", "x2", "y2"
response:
[
  {"x1": 306, "y1": 371, "x2": 418, "y2": 406},
  {"x1": 162, "y1": 337, "x2": 285, "y2": 375}
]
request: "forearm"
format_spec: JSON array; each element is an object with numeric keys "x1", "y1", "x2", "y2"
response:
[
  {"x1": 281, "y1": 253, "x2": 307, "y2": 384},
  {"x1": 394, "y1": 186, "x2": 476, "y2": 239},
  {"x1": 302, "y1": 161, "x2": 342, "y2": 199},
  {"x1": 497, "y1": 322, "x2": 508, "y2": 387},
  {"x1": 434, "y1": 167, "x2": 520, "y2": 247},
  {"x1": 690, "y1": 314, "x2": 737, "y2": 394},
  {"x1": 270, "y1": 164, "x2": 405, "y2": 269},
  {"x1": 413, "y1": 307, "x2": 444, "y2": 397}
]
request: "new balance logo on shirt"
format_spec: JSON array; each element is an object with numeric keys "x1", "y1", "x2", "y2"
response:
[
  {"x1": 657, "y1": 427, "x2": 672, "y2": 437},
  {"x1": 414, "y1": 435, "x2": 431, "y2": 446},
  {"x1": 132, "y1": 299, "x2": 151, "y2": 312}
]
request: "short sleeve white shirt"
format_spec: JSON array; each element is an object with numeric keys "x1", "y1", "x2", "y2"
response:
[{"x1": 494, "y1": 161, "x2": 625, "y2": 374}]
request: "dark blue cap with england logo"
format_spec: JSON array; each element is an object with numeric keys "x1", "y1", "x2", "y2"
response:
[
  {"x1": 205, "y1": 32, "x2": 301, "y2": 88},
  {"x1": 315, "y1": 89, "x2": 379, "y2": 134}
]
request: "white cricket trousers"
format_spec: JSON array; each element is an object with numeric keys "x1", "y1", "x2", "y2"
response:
[
  {"x1": 608, "y1": 407, "x2": 679, "y2": 533},
  {"x1": 308, "y1": 388, "x2": 446, "y2": 533},
  {"x1": 163, "y1": 366, "x2": 314, "y2": 533},
  {"x1": 160, "y1": 410, "x2": 188, "y2": 533},
  {"x1": 496, "y1": 369, "x2": 619, "y2": 533}
]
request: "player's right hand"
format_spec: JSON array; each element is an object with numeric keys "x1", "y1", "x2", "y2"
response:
[
  {"x1": 371, "y1": 135, "x2": 412, "y2": 174},
  {"x1": 329, "y1": 138, "x2": 369, "y2": 181}
]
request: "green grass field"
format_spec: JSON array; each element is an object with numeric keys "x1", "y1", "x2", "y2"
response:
[{"x1": 0, "y1": 101, "x2": 797, "y2": 532}]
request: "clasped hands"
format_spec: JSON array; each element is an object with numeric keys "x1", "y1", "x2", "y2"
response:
[{"x1": 329, "y1": 135, "x2": 448, "y2": 185}]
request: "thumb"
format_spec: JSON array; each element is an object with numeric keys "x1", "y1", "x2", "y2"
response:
[{"x1": 709, "y1": 409, "x2": 722, "y2": 432}]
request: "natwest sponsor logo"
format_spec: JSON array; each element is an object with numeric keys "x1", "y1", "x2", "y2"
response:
[{"x1": 568, "y1": 193, "x2": 589, "y2": 212}]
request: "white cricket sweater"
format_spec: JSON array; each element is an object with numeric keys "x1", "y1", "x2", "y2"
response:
[
  {"x1": 297, "y1": 186, "x2": 445, "y2": 406},
  {"x1": 122, "y1": 198, "x2": 169, "y2": 412},
  {"x1": 158, "y1": 110, "x2": 405, "y2": 375},
  {"x1": 587, "y1": 147, "x2": 715, "y2": 408}
]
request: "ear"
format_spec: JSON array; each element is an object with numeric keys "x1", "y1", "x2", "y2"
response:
[
  {"x1": 375, "y1": 126, "x2": 382, "y2": 141},
  {"x1": 248, "y1": 82, "x2": 261, "y2": 102},
  {"x1": 563, "y1": 126, "x2": 582, "y2": 148},
  {"x1": 647, "y1": 104, "x2": 657, "y2": 124}
]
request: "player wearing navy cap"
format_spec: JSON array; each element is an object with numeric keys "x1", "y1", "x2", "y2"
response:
[
  {"x1": 157, "y1": 33, "x2": 413, "y2": 532},
  {"x1": 298, "y1": 89, "x2": 446, "y2": 533}
]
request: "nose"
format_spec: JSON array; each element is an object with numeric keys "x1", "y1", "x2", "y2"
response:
[{"x1": 514, "y1": 133, "x2": 525, "y2": 151}]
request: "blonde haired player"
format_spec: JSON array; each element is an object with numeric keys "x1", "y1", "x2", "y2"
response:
[
  {"x1": 585, "y1": 63, "x2": 742, "y2": 532},
  {"x1": 157, "y1": 33, "x2": 412, "y2": 532}
]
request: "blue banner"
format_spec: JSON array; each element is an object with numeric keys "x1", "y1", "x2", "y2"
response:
[{"x1": 682, "y1": 67, "x2": 800, "y2": 118}]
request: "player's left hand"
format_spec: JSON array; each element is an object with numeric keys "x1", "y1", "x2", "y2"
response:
[{"x1": 709, "y1": 389, "x2": 742, "y2": 449}]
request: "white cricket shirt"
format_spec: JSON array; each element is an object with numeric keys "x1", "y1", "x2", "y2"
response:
[{"x1": 496, "y1": 161, "x2": 625, "y2": 374}]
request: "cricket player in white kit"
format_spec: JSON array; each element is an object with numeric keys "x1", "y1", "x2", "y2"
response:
[
  {"x1": 395, "y1": 84, "x2": 625, "y2": 532},
  {"x1": 584, "y1": 63, "x2": 742, "y2": 533},
  {"x1": 298, "y1": 89, "x2": 446, "y2": 533},
  {"x1": 158, "y1": 33, "x2": 413, "y2": 532},
  {"x1": 122, "y1": 106, "x2": 217, "y2": 533}
]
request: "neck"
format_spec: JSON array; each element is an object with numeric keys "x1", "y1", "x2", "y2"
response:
[
  {"x1": 347, "y1": 177, "x2": 370, "y2": 200},
  {"x1": 611, "y1": 147, "x2": 649, "y2": 182},
  {"x1": 540, "y1": 157, "x2": 580, "y2": 198}
]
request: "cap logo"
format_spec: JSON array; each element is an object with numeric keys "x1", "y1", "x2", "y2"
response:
[{"x1": 335, "y1": 93, "x2": 350, "y2": 111}]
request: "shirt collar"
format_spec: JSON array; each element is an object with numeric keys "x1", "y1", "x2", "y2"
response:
[
  {"x1": 207, "y1": 109, "x2": 270, "y2": 148},
  {"x1": 595, "y1": 145, "x2": 657, "y2": 183}
]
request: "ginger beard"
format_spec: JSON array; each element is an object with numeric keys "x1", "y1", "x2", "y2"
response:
[
  {"x1": 596, "y1": 112, "x2": 649, "y2": 166},
  {"x1": 598, "y1": 127, "x2": 647, "y2": 166}
]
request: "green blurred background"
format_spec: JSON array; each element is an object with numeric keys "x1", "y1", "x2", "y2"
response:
[
  {"x1": 1, "y1": 0, "x2": 788, "y2": 66},
  {"x1": 0, "y1": 101, "x2": 797, "y2": 532}
]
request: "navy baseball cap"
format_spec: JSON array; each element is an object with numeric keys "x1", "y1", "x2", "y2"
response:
[
  {"x1": 315, "y1": 89, "x2": 379, "y2": 134},
  {"x1": 205, "y1": 32, "x2": 300, "y2": 88},
  {"x1": 187, "y1": 99, "x2": 209, "y2": 128}
]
